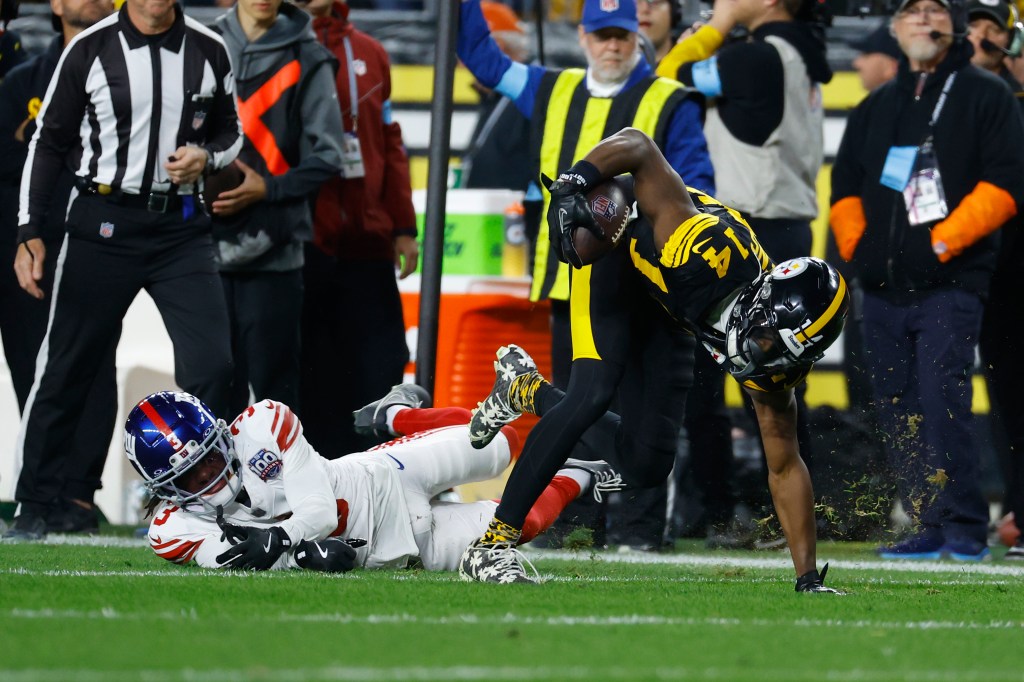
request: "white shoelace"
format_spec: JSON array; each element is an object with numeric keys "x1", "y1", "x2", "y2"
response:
[
  {"x1": 485, "y1": 543, "x2": 540, "y2": 583},
  {"x1": 591, "y1": 472, "x2": 625, "y2": 503}
]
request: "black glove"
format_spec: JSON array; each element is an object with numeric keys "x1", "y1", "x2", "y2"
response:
[
  {"x1": 541, "y1": 161, "x2": 606, "y2": 269},
  {"x1": 294, "y1": 537, "x2": 364, "y2": 573},
  {"x1": 215, "y1": 506, "x2": 292, "y2": 571},
  {"x1": 795, "y1": 562, "x2": 844, "y2": 594}
]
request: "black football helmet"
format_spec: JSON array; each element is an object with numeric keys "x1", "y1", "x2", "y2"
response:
[{"x1": 725, "y1": 257, "x2": 849, "y2": 380}]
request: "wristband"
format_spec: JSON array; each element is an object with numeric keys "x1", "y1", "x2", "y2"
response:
[{"x1": 557, "y1": 160, "x2": 603, "y2": 190}]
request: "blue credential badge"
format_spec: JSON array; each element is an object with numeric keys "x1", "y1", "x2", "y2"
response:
[{"x1": 880, "y1": 146, "x2": 918, "y2": 191}]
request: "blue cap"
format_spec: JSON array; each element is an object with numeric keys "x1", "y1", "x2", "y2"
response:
[{"x1": 581, "y1": 0, "x2": 639, "y2": 33}]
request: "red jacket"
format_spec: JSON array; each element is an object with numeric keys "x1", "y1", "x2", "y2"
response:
[{"x1": 311, "y1": 3, "x2": 417, "y2": 261}]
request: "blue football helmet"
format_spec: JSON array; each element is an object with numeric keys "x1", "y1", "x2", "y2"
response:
[
  {"x1": 124, "y1": 391, "x2": 241, "y2": 513},
  {"x1": 725, "y1": 257, "x2": 849, "y2": 380}
]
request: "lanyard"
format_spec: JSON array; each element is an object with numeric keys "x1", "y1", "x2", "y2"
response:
[
  {"x1": 343, "y1": 36, "x2": 358, "y2": 133},
  {"x1": 929, "y1": 72, "x2": 956, "y2": 128}
]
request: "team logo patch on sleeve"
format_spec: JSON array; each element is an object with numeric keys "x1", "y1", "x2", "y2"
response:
[{"x1": 248, "y1": 449, "x2": 283, "y2": 481}]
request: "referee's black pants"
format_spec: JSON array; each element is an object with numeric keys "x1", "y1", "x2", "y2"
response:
[
  {"x1": 14, "y1": 193, "x2": 232, "y2": 514},
  {"x1": 1, "y1": 231, "x2": 119, "y2": 507}
]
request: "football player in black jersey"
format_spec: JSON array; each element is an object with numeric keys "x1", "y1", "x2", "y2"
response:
[{"x1": 458, "y1": 127, "x2": 848, "y2": 592}]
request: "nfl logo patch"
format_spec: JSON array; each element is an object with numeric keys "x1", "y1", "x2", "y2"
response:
[
  {"x1": 601, "y1": 0, "x2": 619, "y2": 11},
  {"x1": 353, "y1": 59, "x2": 367, "y2": 76},
  {"x1": 192, "y1": 111, "x2": 206, "y2": 130},
  {"x1": 99, "y1": 222, "x2": 114, "y2": 238},
  {"x1": 591, "y1": 194, "x2": 617, "y2": 220},
  {"x1": 248, "y1": 449, "x2": 283, "y2": 481}
]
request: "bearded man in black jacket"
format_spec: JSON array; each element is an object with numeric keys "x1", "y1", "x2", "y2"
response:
[{"x1": 830, "y1": 0, "x2": 1024, "y2": 561}]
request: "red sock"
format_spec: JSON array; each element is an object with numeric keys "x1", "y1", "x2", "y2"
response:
[
  {"x1": 392, "y1": 407, "x2": 472, "y2": 435},
  {"x1": 520, "y1": 476, "x2": 581, "y2": 543}
]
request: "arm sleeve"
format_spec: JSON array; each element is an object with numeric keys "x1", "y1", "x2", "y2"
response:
[
  {"x1": 829, "y1": 101, "x2": 869, "y2": 261},
  {"x1": 456, "y1": 0, "x2": 545, "y2": 118},
  {"x1": 662, "y1": 98, "x2": 715, "y2": 195},
  {"x1": 17, "y1": 43, "x2": 89, "y2": 240},
  {"x1": 930, "y1": 87, "x2": 1024, "y2": 261},
  {"x1": 931, "y1": 182, "x2": 1018, "y2": 261},
  {"x1": 264, "y1": 59, "x2": 345, "y2": 203},
  {"x1": 656, "y1": 24, "x2": 725, "y2": 83},
  {"x1": 264, "y1": 403, "x2": 339, "y2": 543},
  {"x1": 205, "y1": 44, "x2": 243, "y2": 172},
  {"x1": 148, "y1": 506, "x2": 297, "y2": 570},
  {"x1": 829, "y1": 196, "x2": 866, "y2": 262}
]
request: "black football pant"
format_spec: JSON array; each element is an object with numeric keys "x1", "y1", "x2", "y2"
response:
[
  {"x1": 220, "y1": 268, "x2": 303, "y2": 419},
  {"x1": 15, "y1": 193, "x2": 232, "y2": 514},
  {"x1": 494, "y1": 307, "x2": 694, "y2": 528}
]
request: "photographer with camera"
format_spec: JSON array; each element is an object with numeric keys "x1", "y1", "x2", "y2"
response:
[{"x1": 831, "y1": 0, "x2": 1024, "y2": 560}]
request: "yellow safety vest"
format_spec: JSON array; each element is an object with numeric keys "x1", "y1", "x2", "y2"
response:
[{"x1": 529, "y1": 68, "x2": 695, "y2": 302}]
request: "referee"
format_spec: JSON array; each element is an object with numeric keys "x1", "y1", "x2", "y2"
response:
[{"x1": 5, "y1": 0, "x2": 243, "y2": 541}]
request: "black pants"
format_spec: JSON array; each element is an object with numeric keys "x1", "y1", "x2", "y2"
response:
[
  {"x1": 979, "y1": 234, "x2": 1024, "y2": 523},
  {"x1": 0, "y1": 234, "x2": 118, "y2": 504},
  {"x1": 221, "y1": 268, "x2": 303, "y2": 419},
  {"x1": 496, "y1": 245, "x2": 694, "y2": 527},
  {"x1": 15, "y1": 193, "x2": 232, "y2": 513},
  {"x1": 863, "y1": 289, "x2": 989, "y2": 542},
  {"x1": 300, "y1": 247, "x2": 409, "y2": 459}
]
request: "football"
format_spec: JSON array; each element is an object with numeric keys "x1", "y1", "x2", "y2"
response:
[
  {"x1": 202, "y1": 162, "x2": 244, "y2": 205},
  {"x1": 572, "y1": 175, "x2": 633, "y2": 266}
]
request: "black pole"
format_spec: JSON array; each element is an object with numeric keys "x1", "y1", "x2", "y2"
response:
[
  {"x1": 534, "y1": 0, "x2": 545, "y2": 65},
  {"x1": 415, "y1": 0, "x2": 459, "y2": 395}
]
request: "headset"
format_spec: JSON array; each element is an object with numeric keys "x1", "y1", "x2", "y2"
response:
[{"x1": 977, "y1": 2, "x2": 1024, "y2": 58}]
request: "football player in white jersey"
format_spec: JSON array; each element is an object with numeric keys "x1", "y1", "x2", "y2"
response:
[{"x1": 123, "y1": 386, "x2": 623, "y2": 575}]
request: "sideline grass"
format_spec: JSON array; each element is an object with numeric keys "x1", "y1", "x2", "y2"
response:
[{"x1": 2, "y1": 538, "x2": 1023, "y2": 682}]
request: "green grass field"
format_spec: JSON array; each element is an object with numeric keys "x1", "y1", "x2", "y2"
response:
[{"x1": 3, "y1": 535, "x2": 1023, "y2": 682}]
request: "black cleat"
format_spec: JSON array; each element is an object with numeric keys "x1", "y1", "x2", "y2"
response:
[
  {"x1": 3, "y1": 510, "x2": 48, "y2": 542},
  {"x1": 47, "y1": 500, "x2": 100, "y2": 535}
]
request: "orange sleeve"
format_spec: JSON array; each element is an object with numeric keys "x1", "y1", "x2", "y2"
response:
[
  {"x1": 829, "y1": 196, "x2": 867, "y2": 262},
  {"x1": 931, "y1": 181, "x2": 1018, "y2": 263}
]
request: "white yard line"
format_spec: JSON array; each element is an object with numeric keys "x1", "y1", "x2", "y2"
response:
[
  {"x1": 7, "y1": 607, "x2": 1023, "y2": 632},
  {"x1": 22, "y1": 535, "x2": 1024, "y2": 576},
  {"x1": 0, "y1": 666, "x2": 1021, "y2": 682}
]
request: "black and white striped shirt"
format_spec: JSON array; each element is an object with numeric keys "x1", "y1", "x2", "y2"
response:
[{"x1": 18, "y1": 4, "x2": 242, "y2": 237}]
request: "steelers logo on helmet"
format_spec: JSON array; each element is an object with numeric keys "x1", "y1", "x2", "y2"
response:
[{"x1": 725, "y1": 257, "x2": 849, "y2": 380}]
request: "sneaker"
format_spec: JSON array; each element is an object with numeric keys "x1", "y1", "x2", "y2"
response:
[
  {"x1": 47, "y1": 500, "x2": 100, "y2": 535},
  {"x1": 795, "y1": 563, "x2": 844, "y2": 594},
  {"x1": 353, "y1": 384, "x2": 432, "y2": 439},
  {"x1": 458, "y1": 539, "x2": 539, "y2": 584},
  {"x1": 560, "y1": 458, "x2": 625, "y2": 502},
  {"x1": 877, "y1": 532, "x2": 943, "y2": 560},
  {"x1": 1005, "y1": 542, "x2": 1024, "y2": 560},
  {"x1": 2, "y1": 511, "x2": 48, "y2": 542},
  {"x1": 941, "y1": 538, "x2": 991, "y2": 562},
  {"x1": 469, "y1": 344, "x2": 538, "y2": 449}
]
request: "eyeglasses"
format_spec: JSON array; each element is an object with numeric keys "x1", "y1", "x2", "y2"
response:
[{"x1": 898, "y1": 5, "x2": 950, "y2": 19}]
